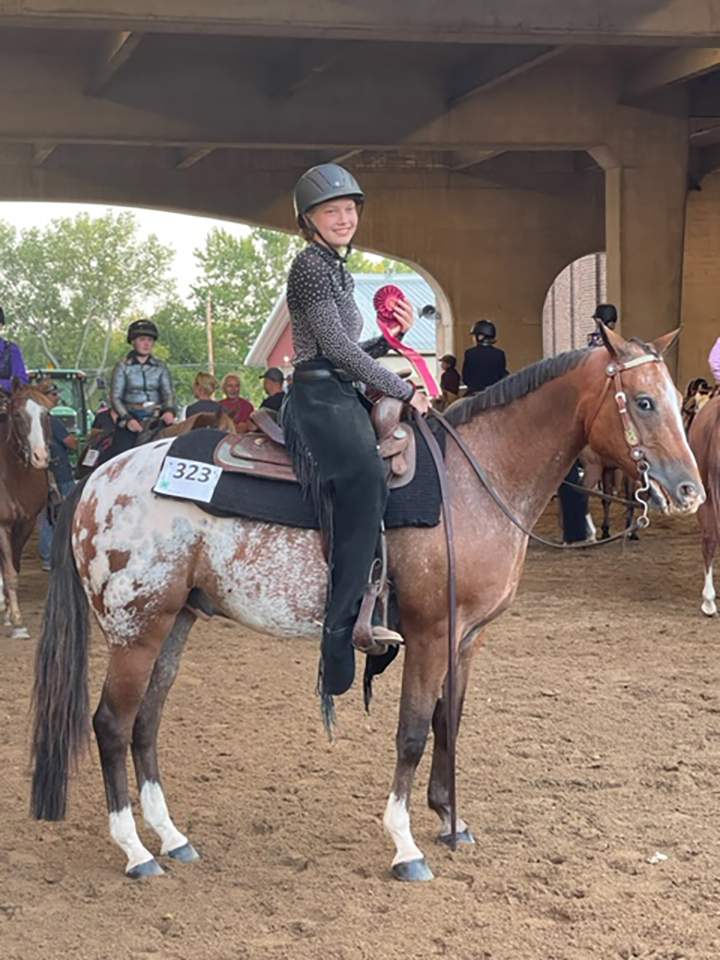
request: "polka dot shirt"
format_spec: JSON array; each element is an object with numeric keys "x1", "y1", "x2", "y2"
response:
[{"x1": 286, "y1": 243, "x2": 414, "y2": 401}]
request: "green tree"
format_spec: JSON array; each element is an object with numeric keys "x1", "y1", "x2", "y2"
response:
[
  {"x1": 0, "y1": 210, "x2": 175, "y2": 390},
  {"x1": 346, "y1": 250, "x2": 413, "y2": 274},
  {"x1": 190, "y1": 226, "x2": 304, "y2": 405}
]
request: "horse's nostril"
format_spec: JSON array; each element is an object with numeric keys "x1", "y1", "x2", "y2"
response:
[{"x1": 679, "y1": 482, "x2": 698, "y2": 502}]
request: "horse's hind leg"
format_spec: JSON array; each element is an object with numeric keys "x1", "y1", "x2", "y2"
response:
[
  {"x1": 601, "y1": 468, "x2": 613, "y2": 540},
  {"x1": 131, "y1": 609, "x2": 199, "y2": 864},
  {"x1": 427, "y1": 638, "x2": 479, "y2": 846},
  {"x1": 383, "y1": 630, "x2": 447, "y2": 882},
  {"x1": 700, "y1": 504, "x2": 717, "y2": 616},
  {"x1": 93, "y1": 624, "x2": 171, "y2": 878}
]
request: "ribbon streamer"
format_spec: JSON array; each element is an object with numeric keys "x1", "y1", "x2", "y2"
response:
[{"x1": 373, "y1": 285, "x2": 440, "y2": 398}]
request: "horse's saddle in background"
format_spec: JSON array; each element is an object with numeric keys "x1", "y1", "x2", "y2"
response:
[{"x1": 213, "y1": 397, "x2": 416, "y2": 490}]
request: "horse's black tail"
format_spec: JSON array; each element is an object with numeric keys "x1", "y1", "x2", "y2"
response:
[{"x1": 31, "y1": 481, "x2": 91, "y2": 820}]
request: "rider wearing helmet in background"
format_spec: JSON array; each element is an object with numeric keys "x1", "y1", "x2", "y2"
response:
[
  {"x1": 462, "y1": 319, "x2": 508, "y2": 395},
  {"x1": 283, "y1": 162, "x2": 429, "y2": 698},
  {"x1": 108, "y1": 319, "x2": 175, "y2": 457},
  {"x1": 587, "y1": 303, "x2": 618, "y2": 347}
]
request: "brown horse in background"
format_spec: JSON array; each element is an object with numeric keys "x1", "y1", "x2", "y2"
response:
[
  {"x1": 0, "y1": 383, "x2": 53, "y2": 637},
  {"x1": 31, "y1": 327, "x2": 702, "y2": 882},
  {"x1": 580, "y1": 447, "x2": 637, "y2": 540},
  {"x1": 688, "y1": 396, "x2": 720, "y2": 615},
  {"x1": 153, "y1": 407, "x2": 237, "y2": 440}
]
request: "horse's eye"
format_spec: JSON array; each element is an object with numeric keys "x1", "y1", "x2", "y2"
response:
[{"x1": 635, "y1": 396, "x2": 654, "y2": 413}]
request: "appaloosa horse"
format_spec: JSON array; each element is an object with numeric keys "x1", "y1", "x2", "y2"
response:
[
  {"x1": 31, "y1": 326, "x2": 702, "y2": 881},
  {"x1": 0, "y1": 383, "x2": 52, "y2": 637},
  {"x1": 688, "y1": 395, "x2": 720, "y2": 615}
]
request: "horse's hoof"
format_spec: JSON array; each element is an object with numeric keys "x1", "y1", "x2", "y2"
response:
[
  {"x1": 627, "y1": 531, "x2": 640, "y2": 542},
  {"x1": 166, "y1": 842, "x2": 199, "y2": 864},
  {"x1": 600, "y1": 529, "x2": 610, "y2": 540},
  {"x1": 438, "y1": 827, "x2": 475, "y2": 846},
  {"x1": 127, "y1": 858, "x2": 165, "y2": 879},
  {"x1": 702, "y1": 602, "x2": 717, "y2": 617},
  {"x1": 392, "y1": 858, "x2": 434, "y2": 882},
  {"x1": 11, "y1": 626, "x2": 30, "y2": 640}
]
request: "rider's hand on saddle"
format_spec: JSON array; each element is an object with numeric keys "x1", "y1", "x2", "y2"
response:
[
  {"x1": 161, "y1": 411, "x2": 175, "y2": 425},
  {"x1": 127, "y1": 419, "x2": 143, "y2": 433},
  {"x1": 390, "y1": 298, "x2": 414, "y2": 336},
  {"x1": 409, "y1": 390, "x2": 430, "y2": 415}
]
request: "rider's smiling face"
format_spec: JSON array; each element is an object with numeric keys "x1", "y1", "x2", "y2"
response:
[
  {"x1": 310, "y1": 198, "x2": 359, "y2": 248},
  {"x1": 132, "y1": 335, "x2": 155, "y2": 357}
]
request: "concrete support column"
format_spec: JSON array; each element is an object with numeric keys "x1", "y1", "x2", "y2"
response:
[{"x1": 597, "y1": 129, "x2": 688, "y2": 368}]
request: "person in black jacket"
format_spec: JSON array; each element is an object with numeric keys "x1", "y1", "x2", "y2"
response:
[{"x1": 462, "y1": 320, "x2": 508, "y2": 395}]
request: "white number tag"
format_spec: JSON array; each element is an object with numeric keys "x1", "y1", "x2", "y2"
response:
[
  {"x1": 82, "y1": 448, "x2": 100, "y2": 467},
  {"x1": 153, "y1": 456, "x2": 222, "y2": 503}
]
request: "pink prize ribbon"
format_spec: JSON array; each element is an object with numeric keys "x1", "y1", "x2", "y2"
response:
[{"x1": 373, "y1": 285, "x2": 440, "y2": 398}]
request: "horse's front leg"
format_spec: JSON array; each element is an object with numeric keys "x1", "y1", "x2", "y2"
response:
[
  {"x1": 0, "y1": 528, "x2": 27, "y2": 638},
  {"x1": 427, "y1": 636, "x2": 482, "y2": 846},
  {"x1": 384, "y1": 630, "x2": 447, "y2": 882}
]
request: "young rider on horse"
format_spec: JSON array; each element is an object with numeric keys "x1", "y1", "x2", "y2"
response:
[
  {"x1": 0, "y1": 306, "x2": 28, "y2": 393},
  {"x1": 108, "y1": 320, "x2": 176, "y2": 457},
  {"x1": 283, "y1": 163, "x2": 429, "y2": 697}
]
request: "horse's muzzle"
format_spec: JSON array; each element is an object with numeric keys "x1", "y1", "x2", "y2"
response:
[
  {"x1": 649, "y1": 464, "x2": 705, "y2": 515},
  {"x1": 31, "y1": 448, "x2": 50, "y2": 470}
]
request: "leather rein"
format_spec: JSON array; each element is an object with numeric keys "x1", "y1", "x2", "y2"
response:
[{"x1": 412, "y1": 349, "x2": 662, "y2": 852}]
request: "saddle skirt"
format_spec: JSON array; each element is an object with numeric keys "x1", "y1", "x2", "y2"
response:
[{"x1": 213, "y1": 397, "x2": 417, "y2": 490}]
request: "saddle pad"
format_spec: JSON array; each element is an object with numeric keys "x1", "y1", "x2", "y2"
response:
[{"x1": 154, "y1": 426, "x2": 442, "y2": 530}]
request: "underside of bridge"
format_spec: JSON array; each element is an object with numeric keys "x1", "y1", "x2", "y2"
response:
[{"x1": 3, "y1": 1, "x2": 720, "y2": 382}]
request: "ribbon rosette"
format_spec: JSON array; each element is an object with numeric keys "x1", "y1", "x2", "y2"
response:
[{"x1": 373, "y1": 285, "x2": 440, "y2": 398}]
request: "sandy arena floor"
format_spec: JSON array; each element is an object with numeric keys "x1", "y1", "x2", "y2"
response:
[{"x1": 1, "y1": 506, "x2": 719, "y2": 960}]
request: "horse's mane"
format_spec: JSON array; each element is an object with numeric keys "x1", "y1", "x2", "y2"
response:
[
  {"x1": 444, "y1": 348, "x2": 590, "y2": 427},
  {"x1": 10, "y1": 385, "x2": 55, "y2": 409}
]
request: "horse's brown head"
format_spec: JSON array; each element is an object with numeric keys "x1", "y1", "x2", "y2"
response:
[
  {"x1": 585, "y1": 324, "x2": 704, "y2": 515},
  {"x1": 8, "y1": 381, "x2": 54, "y2": 470}
]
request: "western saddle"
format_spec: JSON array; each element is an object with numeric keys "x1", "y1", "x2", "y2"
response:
[{"x1": 213, "y1": 397, "x2": 416, "y2": 489}]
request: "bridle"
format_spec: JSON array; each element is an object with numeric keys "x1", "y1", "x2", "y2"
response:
[
  {"x1": 5, "y1": 394, "x2": 48, "y2": 468},
  {"x1": 413, "y1": 347, "x2": 665, "y2": 853}
]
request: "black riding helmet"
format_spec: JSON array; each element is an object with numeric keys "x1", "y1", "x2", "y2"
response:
[
  {"x1": 592, "y1": 303, "x2": 618, "y2": 326},
  {"x1": 127, "y1": 319, "x2": 159, "y2": 344},
  {"x1": 471, "y1": 319, "x2": 497, "y2": 342},
  {"x1": 293, "y1": 164, "x2": 365, "y2": 223}
]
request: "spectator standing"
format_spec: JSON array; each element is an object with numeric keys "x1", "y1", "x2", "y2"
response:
[
  {"x1": 186, "y1": 372, "x2": 220, "y2": 418},
  {"x1": 39, "y1": 384, "x2": 78, "y2": 571},
  {"x1": 462, "y1": 320, "x2": 508, "y2": 395},
  {"x1": 259, "y1": 367, "x2": 285, "y2": 412},
  {"x1": 219, "y1": 372, "x2": 254, "y2": 430}
]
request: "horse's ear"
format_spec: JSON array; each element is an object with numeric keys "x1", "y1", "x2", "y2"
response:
[
  {"x1": 596, "y1": 321, "x2": 625, "y2": 358},
  {"x1": 650, "y1": 326, "x2": 682, "y2": 357}
]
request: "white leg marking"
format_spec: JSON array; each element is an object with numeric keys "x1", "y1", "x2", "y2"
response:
[
  {"x1": 109, "y1": 806, "x2": 156, "y2": 873},
  {"x1": 140, "y1": 781, "x2": 188, "y2": 855},
  {"x1": 0, "y1": 573, "x2": 5, "y2": 611},
  {"x1": 702, "y1": 565, "x2": 717, "y2": 617},
  {"x1": 383, "y1": 793, "x2": 424, "y2": 866},
  {"x1": 585, "y1": 513, "x2": 597, "y2": 541},
  {"x1": 438, "y1": 812, "x2": 469, "y2": 837}
]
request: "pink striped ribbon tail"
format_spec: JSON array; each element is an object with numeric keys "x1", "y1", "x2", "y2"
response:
[{"x1": 377, "y1": 318, "x2": 440, "y2": 398}]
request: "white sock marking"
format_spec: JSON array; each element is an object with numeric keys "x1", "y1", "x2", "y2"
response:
[
  {"x1": 383, "y1": 792, "x2": 424, "y2": 866},
  {"x1": 702, "y1": 565, "x2": 717, "y2": 616},
  {"x1": 585, "y1": 513, "x2": 597, "y2": 541},
  {"x1": 109, "y1": 806, "x2": 156, "y2": 873},
  {"x1": 140, "y1": 781, "x2": 188, "y2": 855}
]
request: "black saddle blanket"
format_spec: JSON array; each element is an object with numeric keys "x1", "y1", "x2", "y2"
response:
[{"x1": 156, "y1": 426, "x2": 442, "y2": 529}]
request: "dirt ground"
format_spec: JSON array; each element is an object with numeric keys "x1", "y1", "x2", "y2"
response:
[{"x1": 2, "y1": 504, "x2": 720, "y2": 960}]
